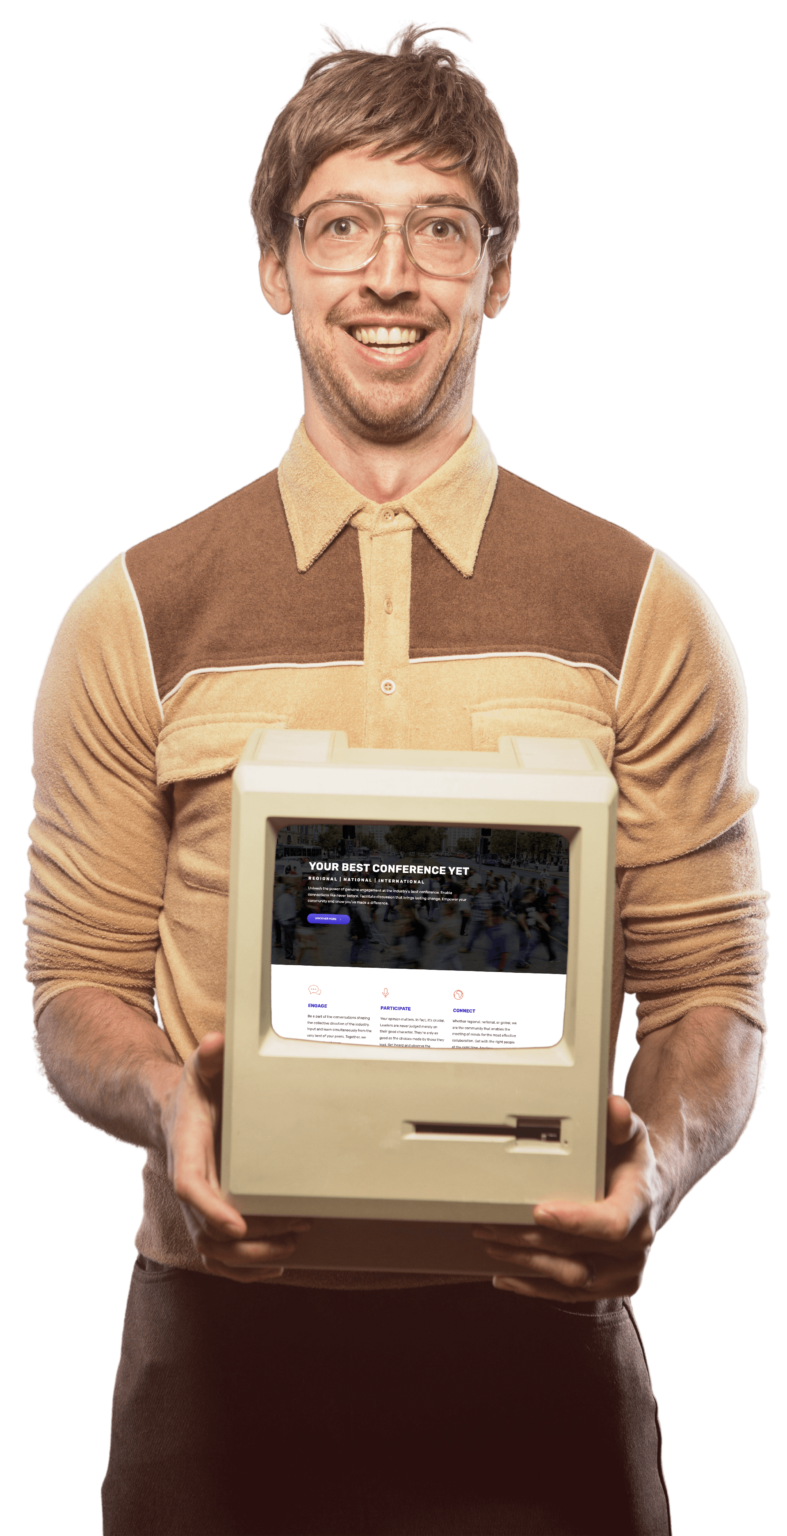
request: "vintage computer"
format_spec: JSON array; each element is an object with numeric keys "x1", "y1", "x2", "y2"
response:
[{"x1": 221, "y1": 729, "x2": 617, "y2": 1274}]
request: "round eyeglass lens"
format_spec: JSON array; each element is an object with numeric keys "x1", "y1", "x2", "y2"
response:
[{"x1": 303, "y1": 202, "x2": 483, "y2": 276}]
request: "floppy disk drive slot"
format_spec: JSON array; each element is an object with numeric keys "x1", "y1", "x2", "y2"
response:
[{"x1": 405, "y1": 1117, "x2": 562, "y2": 1142}]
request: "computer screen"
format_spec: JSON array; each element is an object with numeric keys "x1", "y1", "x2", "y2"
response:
[{"x1": 271, "y1": 822, "x2": 569, "y2": 1050}]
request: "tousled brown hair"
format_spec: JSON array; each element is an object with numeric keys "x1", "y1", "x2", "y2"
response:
[{"x1": 251, "y1": 25, "x2": 519, "y2": 267}]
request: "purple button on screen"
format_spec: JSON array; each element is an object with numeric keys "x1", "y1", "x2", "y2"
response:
[{"x1": 307, "y1": 913, "x2": 350, "y2": 924}]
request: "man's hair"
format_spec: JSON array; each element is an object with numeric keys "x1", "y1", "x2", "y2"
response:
[{"x1": 251, "y1": 24, "x2": 519, "y2": 267}]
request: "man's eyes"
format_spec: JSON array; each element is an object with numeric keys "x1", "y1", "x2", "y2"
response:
[
  {"x1": 317, "y1": 214, "x2": 465, "y2": 240},
  {"x1": 325, "y1": 218, "x2": 362, "y2": 238}
]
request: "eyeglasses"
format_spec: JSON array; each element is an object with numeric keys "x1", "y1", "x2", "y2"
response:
[{"x1": 283, "y1": 199, "x2": 502, "y2": 279}]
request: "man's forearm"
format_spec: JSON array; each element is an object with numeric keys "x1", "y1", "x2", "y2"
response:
[
  {"x1": 625, "y1": 1005, "x2": 762, "y2": 1229},
  {"x1": 37, "y1": 987, "x2": 182, "y2": 1152}
]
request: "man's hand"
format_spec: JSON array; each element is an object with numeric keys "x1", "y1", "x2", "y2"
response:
[
  {"x1": 160, "y1": 1031, "x2": 310, "y2": 1282},
  {"x1": 472, "y1": 1095, "x2": 661, "y2": 1302}
]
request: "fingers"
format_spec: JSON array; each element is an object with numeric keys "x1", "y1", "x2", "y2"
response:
[
  {"x1": 474, "y1": 1224, "x2": 615, "y2": 1258},
  {"x1": 165, "y1": 1035, "x2": 314, "y2": 1278},
  {"x1": 195, "y1": 1220, "x2": 310, "y2": 1283},
  {"x1": 607, "y1": 1092, "x2": 636, "y2": 1146},
  {"x1": 175, "y1": 1178, "x2": 247, "y2": 1244},
  {"x1": 167, "y1": 1039, "x2": 314, "y2": 1272},
  {"x1": 198, "y1": 1255, "x2": 286, "y2": 1284},
  {"x1": 242, "y1": 1216, "x2": 312, "y2": 1239},
  {"x1": 474, "y1": 1202, "x2": 652, "y2": 1296},
  {"x1": 171, "y1": 1120, "x2": 242, "y2": 1238},
  {"x1": 179, "y1": 1195, "x2": 310, "y2": 1263},
  {"x1": 197, "y1": 1231, "x2": 300, "y2": 1269},
  {"x1": 196, "y1": 1031, "x2": 225, "y2": 1056},
  {"x1": 493, "y1": 1273, "x2": 595, "y2": 1301},
  {"x1": 492, "y1": 1246, "x2": 644, "y2": 1301},
  {"x1": 176, "y1": 1177, "x2": 313, "y2": 1246},
  {"x1": 484, "y1": 1243, "x2": 594, "y2": 1289},
  {"x1": 192, "y1": 1031, "x2": 225, "y2": 1088}
]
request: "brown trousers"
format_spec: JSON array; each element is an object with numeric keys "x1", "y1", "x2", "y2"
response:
[{"x1": 102, "y1": 1258, "x2": 671, "y2": 1536}]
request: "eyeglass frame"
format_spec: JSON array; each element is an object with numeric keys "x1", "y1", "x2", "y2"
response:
[{"x1": 281, "y1": 199, "x2": 503, "y2": 279}]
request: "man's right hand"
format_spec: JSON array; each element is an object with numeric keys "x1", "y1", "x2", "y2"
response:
[{"x1": 160, "y1": 1031, "x2": 310, "y2": 1282}]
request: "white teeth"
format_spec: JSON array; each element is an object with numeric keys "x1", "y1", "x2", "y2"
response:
[{"x1": 351, "y1": 326, "x2": 424, "y2": 346}]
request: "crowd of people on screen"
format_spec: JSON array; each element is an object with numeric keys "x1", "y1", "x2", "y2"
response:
[{"x1": 272, "y1": 859, "x2": 567, "y2": 975}]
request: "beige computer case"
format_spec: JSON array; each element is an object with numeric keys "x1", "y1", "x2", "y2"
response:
[{"x1": 221, "y1": 730, "x2": 617, "y2": 1274}]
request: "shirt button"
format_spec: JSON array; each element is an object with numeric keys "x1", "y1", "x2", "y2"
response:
[
  {"x1": 383, "y1": 510, "x2": 395, "y2": 522},
  {"x1": 380, "y1": 679, "x2": 396, "y2": 694},
  {"x1": 384, "y1": 598, "x2": 393, "y2": 614}
]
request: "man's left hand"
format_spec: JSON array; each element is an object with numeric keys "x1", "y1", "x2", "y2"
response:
[{"x1": 472, "y1": 1095, "x2": 663, "y2": 1302}]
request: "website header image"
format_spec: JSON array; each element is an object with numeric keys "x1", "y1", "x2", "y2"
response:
[
  {"x1": 271, "y1": 824, "x2": 569, "y2": 1050},
  {"x1": 274, "y1": 822, "x2": 568, "y2": 974}
]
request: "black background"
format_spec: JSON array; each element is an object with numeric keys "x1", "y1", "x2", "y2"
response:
[{"x1": 24, "y1": 18, "x2": 774, "y2": 1529}]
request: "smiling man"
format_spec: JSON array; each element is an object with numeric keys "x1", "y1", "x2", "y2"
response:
[
  {"x1": 261, "y1": 150, "x2": 508, "y2": 475},
  {"x1": 27, "y1": 26, "x2": 766, "y2": 1536}
]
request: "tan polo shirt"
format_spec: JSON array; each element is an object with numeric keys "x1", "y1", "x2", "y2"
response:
[{"x1": 26, "y1": 419, "x2": 767, "y2": 1278}]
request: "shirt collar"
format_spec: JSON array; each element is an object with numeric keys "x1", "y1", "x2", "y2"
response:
[{"x1": 277, "y1": 418, "x2": 498, "y2": 578}]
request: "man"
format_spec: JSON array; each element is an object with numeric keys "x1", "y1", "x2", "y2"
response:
[
  {"x1": 27, "y1": 25, "x2": 766, "y2": 1536},
  {"x1": 432, "y1": 900, "x2": 463, "y2": 971},
  {"x1": 483, "y1": 902, "x2": 509, "y2": 972},
  {"x1": 274, "y1": 877, "x2": 298, "y2": 961}
]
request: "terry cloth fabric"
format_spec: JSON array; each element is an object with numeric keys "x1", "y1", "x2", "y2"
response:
[{"x1": 26, "y1": 418, "x2": 767, "y2": 1280}]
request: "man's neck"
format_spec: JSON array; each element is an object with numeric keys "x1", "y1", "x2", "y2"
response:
[{"x1": 301, "y1": 395, "x2": 475, "y2": 502}]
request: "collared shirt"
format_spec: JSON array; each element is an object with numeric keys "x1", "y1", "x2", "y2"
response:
[
  {"x1": 26, "y1": 418, "x2": 767, "y2": 1273},
  {"x1": 278, "y1": 418, "x2": 498, "y2": 748}
]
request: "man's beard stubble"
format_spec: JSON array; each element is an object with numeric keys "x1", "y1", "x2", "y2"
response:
[{"x1": 290, "y1": 302, "x2": 483, "y2": 445}]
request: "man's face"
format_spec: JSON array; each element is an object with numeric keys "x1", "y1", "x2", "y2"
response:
[{"x1": 260, "y1": 146, "x2": 510, "y2": 444}]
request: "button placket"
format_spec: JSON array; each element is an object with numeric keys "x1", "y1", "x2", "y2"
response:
[{"x1": 362, "y1": 519, "x2": 412, "y2": 745}]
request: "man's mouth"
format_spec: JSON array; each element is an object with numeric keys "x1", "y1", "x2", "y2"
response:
[{"x1": 348, "y1": 325, "x2": 427, "y2": 357}]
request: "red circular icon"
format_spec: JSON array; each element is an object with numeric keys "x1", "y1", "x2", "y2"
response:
[{"x1": 453, "y1": 989, "x2": 464, "y2": 1000}]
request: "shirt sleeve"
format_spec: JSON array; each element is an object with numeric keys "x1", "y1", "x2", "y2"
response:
[
  {"x1": 614, "y1": 551, "x2": 767, "y2": 1037},
  {"x1": 619, "y1": 813, "x2": 767, "y2": 1037},
  {"x1": 25, "y1": 555, "x2": 169, "y2": 1022}
]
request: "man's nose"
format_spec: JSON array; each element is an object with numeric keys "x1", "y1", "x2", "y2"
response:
[{"x1": 361, "y1": 226, "x2": 419, "y2": 298}]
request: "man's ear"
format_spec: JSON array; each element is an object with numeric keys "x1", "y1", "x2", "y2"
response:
[
  {"x1": 259, "y1": 247, "x2": 292, "y2": 316},
  {"x1": 484, "y1": 250, "x2": 511, "y2": 319}
]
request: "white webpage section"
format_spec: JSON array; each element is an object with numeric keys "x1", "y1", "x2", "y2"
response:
[{"x1": 271, "y1": 965, "x2": 565, "y2": 1049}]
